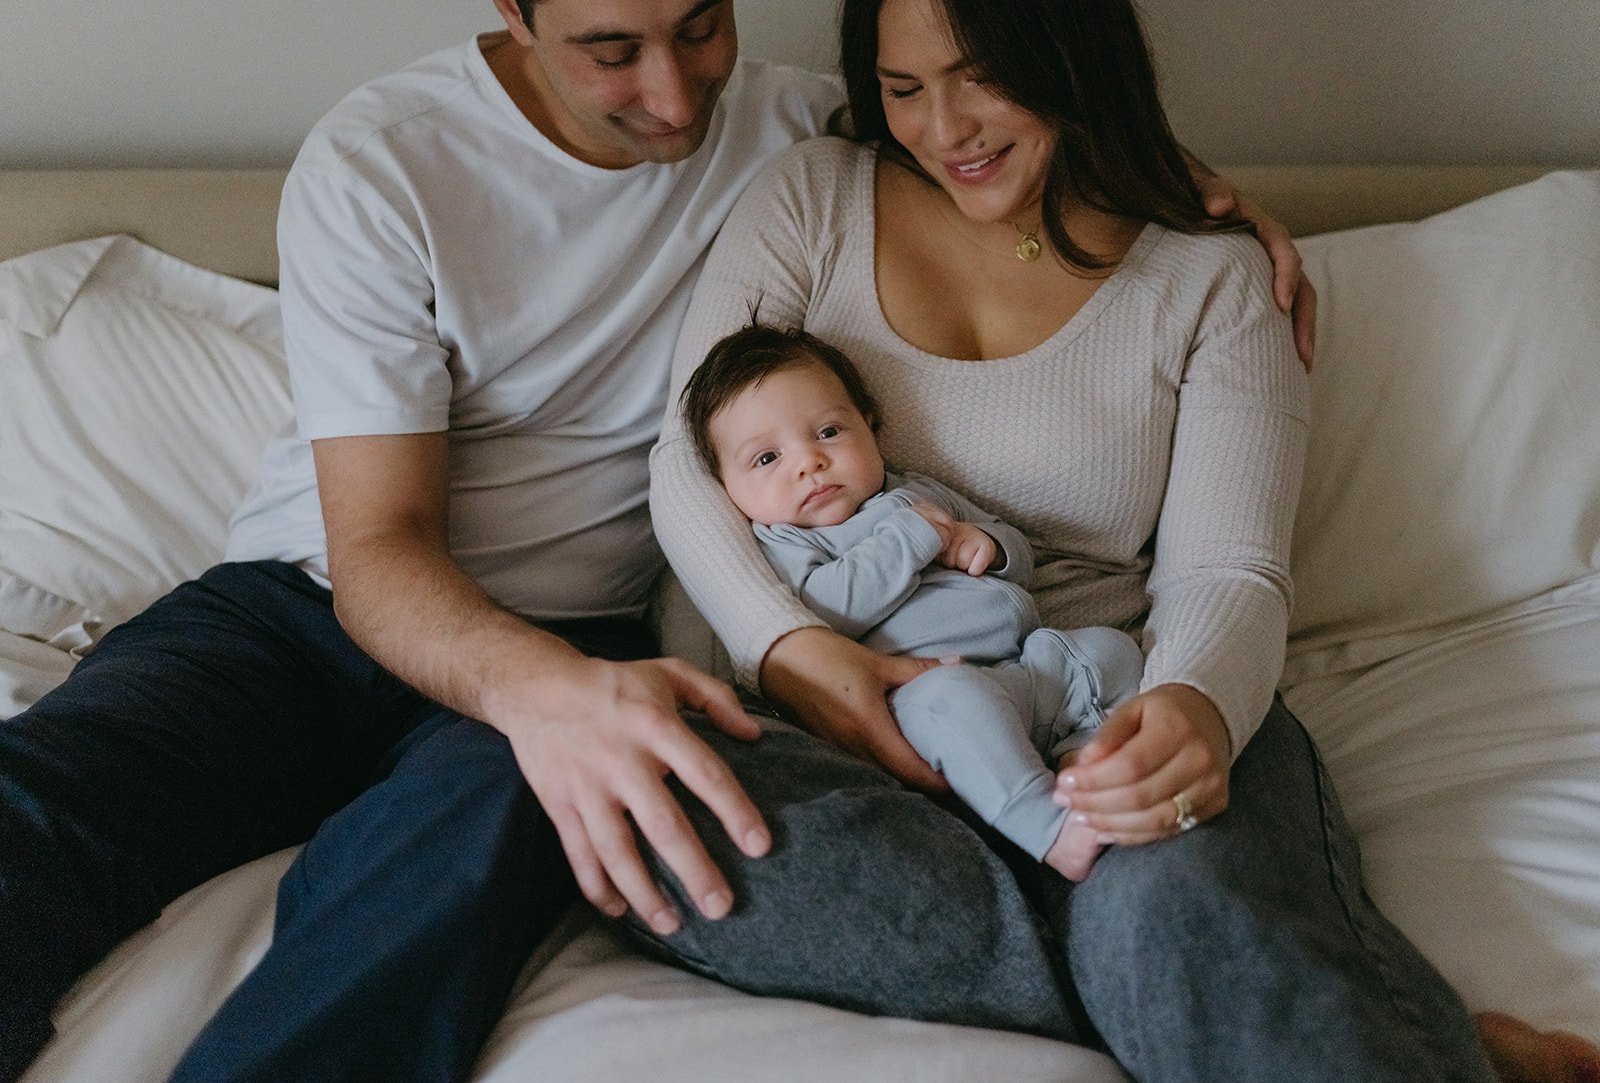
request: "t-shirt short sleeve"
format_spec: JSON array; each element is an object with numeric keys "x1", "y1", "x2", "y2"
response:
[{"x1": 276, "y1": 163, "x2": 453, "y2": 441}]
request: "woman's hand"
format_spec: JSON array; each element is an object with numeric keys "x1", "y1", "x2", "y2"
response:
[
  {"x1": 1189, "y1": 166, "x2": 1319, "y2": 371},
  {"x1": 1053, "y1": 683, "x2": 1231, "y2": 845},
  {"x1": 760, "y1": 626, "x2": 949, "y2": 791}
]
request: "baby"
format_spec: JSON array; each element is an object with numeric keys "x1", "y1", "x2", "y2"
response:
[{"x1": 679, "y1": 323, "x2": 1145, "y2": 880}]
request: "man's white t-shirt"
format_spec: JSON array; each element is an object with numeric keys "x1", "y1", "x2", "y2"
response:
[{"x1": 226, "y1": 32, "x2": 838, "y2": 620}]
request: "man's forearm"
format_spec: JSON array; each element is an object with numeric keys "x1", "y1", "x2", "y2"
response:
[{"x1": 327, "y1": 532, "x2": 584, "y2": 730}]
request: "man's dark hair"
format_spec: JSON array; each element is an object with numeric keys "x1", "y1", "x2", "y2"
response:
[
  {"x1": 680, "y1": 322, "x2": 882, "y2": 476},
  {"x1": 836, "y1": 0, "x2": 1249, "y2": 274}
]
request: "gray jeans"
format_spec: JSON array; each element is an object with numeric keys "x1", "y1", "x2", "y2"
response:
[{"x1": 628, "y1": 699, "x2": 1495, "y2": 1083}]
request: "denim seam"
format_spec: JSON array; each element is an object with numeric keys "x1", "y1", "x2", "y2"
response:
[{"x1": 1310, "y1": 747, "x2": 1433, "y2": 1041}]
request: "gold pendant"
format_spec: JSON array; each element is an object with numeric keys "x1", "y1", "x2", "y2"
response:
[{"x1": 1015, "y1": 233, "x2": 1041, "y2": 262}]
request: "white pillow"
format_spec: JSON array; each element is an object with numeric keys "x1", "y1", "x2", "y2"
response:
[
  {"x1": 1285, "y1": 170, "x2": 1600, "y2": 679},
  {"x1": 0, "y1": 235, "x2": 290, "y2": 673}
]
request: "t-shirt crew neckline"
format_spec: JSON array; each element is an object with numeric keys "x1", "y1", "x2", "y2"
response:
[
  {"x1": 860, "y1": 147, "x2": 1163, "y2": 370},
  {"x1": 469, "y1": 30, "x2": 715, "y2": 180}
]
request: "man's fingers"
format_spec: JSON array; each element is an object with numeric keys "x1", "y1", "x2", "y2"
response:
[
  {"x1": 1194, "y1": 171, "x2": 1235, "y2": 217},
  {"x1": 1292, "y1": 273, "x2": 1318, "y2": 371},
  {"x1": 655, "y1": 728, "x2": 771, "y2": 860},
  {"x1": 550, "y1": 804, "x2": 626, "y2": 917},
  {"x1": 1255, "y1": 216, "x2": 1303, "y2": 314},
  {"x1": 665, "y1": 660, "x2": 761, "y2": 741},
  {"x1": 578, "y1": 794, "x2": 681, "y2": 935},
  {"x1": 622, "y1": 774, "x2": 737, "y2": 922}
]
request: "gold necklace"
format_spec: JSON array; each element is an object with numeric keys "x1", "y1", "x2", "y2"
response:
[{"x1": 1009, "y1": 221, "x2": 1042, "y2": 262}]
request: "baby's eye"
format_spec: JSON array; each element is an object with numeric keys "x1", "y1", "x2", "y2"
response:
[
  {"x1": 818, "y1": 425, "x2": 841, "y2": 439},
  {"x1": 753, "y1": 451, "x2": 778, "y2": 467}
]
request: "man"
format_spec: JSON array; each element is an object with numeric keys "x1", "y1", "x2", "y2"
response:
[{"x1": 0, "y1": 1, "x2": 1311, "y2": 1079}]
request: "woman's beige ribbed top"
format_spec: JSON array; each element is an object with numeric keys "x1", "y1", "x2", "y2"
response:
[{"x1": 651, "y1": 138, "x2": 1308, "y2": 753}]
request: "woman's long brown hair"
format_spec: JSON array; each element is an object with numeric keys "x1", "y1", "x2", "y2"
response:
[{"x1": 837, "y1": 0, "x2": 1250, "y2": 274}]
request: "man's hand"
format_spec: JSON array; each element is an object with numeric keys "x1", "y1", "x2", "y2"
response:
[
  {"x1": 1188, "y1": 162, "x2": 1318, "y2": 370},
  {"x1": 910, "y1": 502, "x2": 997, "y2": 575},
  {"x1": 1053, "y1": 683, "x2": 1231, "y2": 846},
  {"x1": 761, "y1": 626, "x2": 948, "y2": 791},
  {"x1": 490, "y1": 653, "x2": 769, "y2": 936},
  {"x1": 313, "y1": 432, "x2": 767, "y2": 935}
]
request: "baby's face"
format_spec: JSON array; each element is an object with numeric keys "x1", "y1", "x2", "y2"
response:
[{"x1": 710, "y1": 359, "x2": 885, "y2": 528}]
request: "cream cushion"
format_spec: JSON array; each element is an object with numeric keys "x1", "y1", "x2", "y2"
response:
[
  {"x1": 1283, "y1": 170, "x2": 1600, "y2": 1039},
  {"x1": 1286, "y1": 169, "x2": 1600, "y2": 676},
  {"x1": 0, "y1": 234, "x2": 289, "y2": 707}
]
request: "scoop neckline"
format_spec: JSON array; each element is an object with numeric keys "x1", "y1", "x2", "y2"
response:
[{"x1": 860, "y1": 147, "x2": 1162, "y2": 370}]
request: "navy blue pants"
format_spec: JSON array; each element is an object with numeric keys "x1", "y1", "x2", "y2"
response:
[{"x1": 0, "y1": 561, "x2": 651, "y2": 1083}]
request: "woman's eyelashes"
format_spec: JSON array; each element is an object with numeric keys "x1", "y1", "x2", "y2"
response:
[{"x1": 882, "y1": 70, "x2": 988, "y2": 100}]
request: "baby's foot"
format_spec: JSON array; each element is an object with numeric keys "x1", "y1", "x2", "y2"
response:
[
  {"x1": 1475, "y1": 1010, "x2": 1600, "y2": 1083},
  {"x1": 1044, "y1": 819, "x2": 1104, "y2": 882}
]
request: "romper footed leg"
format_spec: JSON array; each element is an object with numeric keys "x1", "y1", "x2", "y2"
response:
[
  {"x1": 890, "y1": 665, "x2": 1066, "y2": 860},
  {"x1": 1003, "y1": 626, "x2": 1144, "y2": 761},
  {"x1": 989, "y1": 626, "x2": 1144, "y2": 880},
  {"x1": 1053, "y1": 699, "x2": 1497, "y2": 1083}
]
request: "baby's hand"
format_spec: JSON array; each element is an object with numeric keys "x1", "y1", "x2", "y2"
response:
[
  {"x1": 910, "y1": 504, "x2": 996, "y2": 575},
  {"x1": 908, "y1": 502, "x2": 956, "y2": 549},
  {"x1": 945, "y1": 523, "x2": 997, "y2": 576}
]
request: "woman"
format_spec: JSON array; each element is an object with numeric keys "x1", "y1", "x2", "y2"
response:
[{"x1": 647, "y1": 0, "x2": 1561, "y2": 1078}]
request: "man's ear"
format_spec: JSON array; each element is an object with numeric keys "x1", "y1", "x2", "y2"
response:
[{"x1": 491, "y1": 0, "x2": 537, "y2": 45}]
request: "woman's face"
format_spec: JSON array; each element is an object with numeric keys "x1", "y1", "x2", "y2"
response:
[{"x1": 874, "y1": 0, "x2": 1056, "y2": 225}]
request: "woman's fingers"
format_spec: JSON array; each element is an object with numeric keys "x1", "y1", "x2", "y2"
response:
[
  {"x1": 1055, "y1": 684, "x2": 1232, "y2": 844},
  {"x1": 1068, "y1": 774, "x2": 1228, "y2": 845},
  {"x1": 1058, "y1": 734, "x2": 1228, "y2": 842},
  {"x1": 1068, "y1": 700, "x2": 1142, "y2": 768},
  {"x1": 1058, "y1": 738, "x2": 1199, "y2": 816}
]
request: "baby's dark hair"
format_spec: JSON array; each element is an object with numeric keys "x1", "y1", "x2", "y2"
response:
[{"x1": 681, "y1": 321, "x2": 882, "y2": 475}]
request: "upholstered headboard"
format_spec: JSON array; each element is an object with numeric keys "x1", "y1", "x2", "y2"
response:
[{"x1": 0, "y1": 164, "x2": 1565, "y2": 286}]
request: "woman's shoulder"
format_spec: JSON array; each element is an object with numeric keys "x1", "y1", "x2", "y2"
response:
[
  {"x1": 726, "y1": 136, "x2": 876, "y2": 247},
  {"x1": 747, "y1": 136, "x2": 875, "y2": 199},
  {"x1": 1132, "y1": 226, "x2": 1280, "y2": 317}
]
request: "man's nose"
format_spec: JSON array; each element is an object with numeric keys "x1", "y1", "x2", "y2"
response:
[{"x1": 638, "y1": 50, "x2": 698, "y2": 128}]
